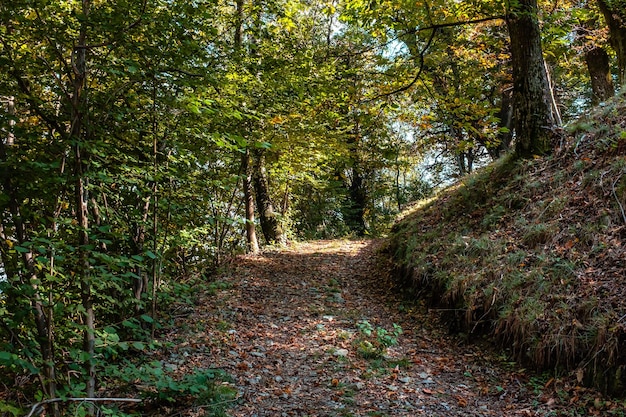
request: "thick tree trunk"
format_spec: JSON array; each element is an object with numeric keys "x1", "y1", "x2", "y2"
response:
[
  {"x1": 242, "y1": 148, "x2": 259, "y2": 253},
  {"x1": 596, "y1": 0, "x2": 626, "y2": 86},
  {"x1": 587, "y1": 47, "x2": 615, "y2": 104},
  {"x1": 506, "y1": 0, "x2": 556, "y2": 157},
  {"x1": 253, "y1": 150, "x2": 284, "y2": 244}
]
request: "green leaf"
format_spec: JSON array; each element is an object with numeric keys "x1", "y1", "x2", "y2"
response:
[
  {"x1": 122, "y1": 319, "x2": 139, "y2": 329},
  {"x1": 140, "y1": 314, "x2": 154, "y2": 323}
]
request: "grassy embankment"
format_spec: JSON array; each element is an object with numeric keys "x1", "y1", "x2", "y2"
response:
[{"x1": 389, "y1": 92, "x2": 626, "y2": 394}]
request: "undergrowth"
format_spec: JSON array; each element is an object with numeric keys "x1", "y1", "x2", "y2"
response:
[{"x1": 389, "y1": 93, "x2": 626, "y2": 394}]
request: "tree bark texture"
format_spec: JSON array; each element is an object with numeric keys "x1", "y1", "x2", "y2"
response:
[
  {"x1": 242, "y1": 148, "x2": 260, "y2": 253},
  {"x1": 347, "y1": 166, "x2": 368, "y2": 236},
  {"x1": 73, "y1": 0, "x2": 96, "y2": 406},
  {"x1": 596, "y1": 0, "x2": 626, "y2": 86},
  {"x1": 253, "y1": 150, "x2": 284, "y2": 244},
  {"x1": 234, "y1": 0, "x2": 244, "y2": 51},
  {"x1": 344, "y1": 119, "x2": 368, "y2": 236},
  {"x1": 586, "y1": 47, "x2": 615, "y2": 104},
  {"x1": 506, "y1": 0, "x2": 556, "y2": 157}
]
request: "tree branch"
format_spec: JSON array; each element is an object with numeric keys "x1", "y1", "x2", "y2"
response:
[
  {"x1": 366, "y1": 27, "x2": 438, "y2": 101},
  {"x1": 24, "y1": 397, "x2": 142, "y2": 417},
  {"x1": 400, "y1": 15, "x2": 506, "y2": 36}
]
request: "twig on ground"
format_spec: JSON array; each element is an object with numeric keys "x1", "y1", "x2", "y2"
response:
[
  {"x1": 611, "y1": 172, "x2": 626, "y2": 225},
  {"x1": 24, "y1": 397, "x2": 142, "y2": 417}
]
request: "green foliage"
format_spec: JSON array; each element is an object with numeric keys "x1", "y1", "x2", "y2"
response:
[
  {"x1": 0, "y1": 401, "x2": 22, "y2": 417},
  {"x1": 355, "y1": 320, "x2": 403, "y2": 359},
  {"x1": 104, "y1": 361, "x2": 234, "y2": 405}
]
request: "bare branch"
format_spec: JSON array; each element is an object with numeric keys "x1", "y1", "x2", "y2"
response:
[
  {"x1": 161, "y1": 68, "x2": 205, "y2": 78},
  {"x1": 401, "y1": 15, "x2": 506, "y2": 36},
  {"x1": 366, "y1": 27, "x2": 438, "y2": 101},
  {"x1": 24, "y1": 397, "x2": 142, "y2": 417}
]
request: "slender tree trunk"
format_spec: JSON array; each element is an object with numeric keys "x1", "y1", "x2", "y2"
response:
[
  {"x1": 3, "y1": 184, "x2": 56, "y2": 402},
  {"x1": 234, "y1": 0, "x2": 260, "y2": 253},
  {"x1": 395, "y1": 153, "x2": 403, "y2": 211},
  {"x1": 253, "y1": 150, "x2": 284, "y2": 244},
  {"x1": 134, "y1": 201, "x2": 150, "y2": 303},
  {"x1": 506, "y1": 0, "x2": 556, "y2": 157},
  {"x1": 587, "y1": 47, "x2": 615, "y2": 104},
  {"x1": 242, "y1": 148, "x2": 259, "y2": 253},
  {"x1": 150, "y1": 78, "x2": 160, "y2": 337},
  {"x1": 2, "y1": 37, "x2": 57, "y2": 417},
  {"x1": 345, "y1": 120, "x2": 368, "y2": 236},
  {"x1": 5, "y1": 96, "x2": 15, "y2": 145},
  {"x1": 347, "y1": 166, "x2": 367, "y2": 235},
  {"x1": 73, "y1": 0, "x2": 96, "y2": 407},
  {"x1": 234, "y1": 0, "x2": 244, "y2": 50},
  {"x1": 490, "y1": 87, "x2": 514, "y2": 159},
  {"x1": 597, "y1": 0, "x2": 626, "y2": 86}
]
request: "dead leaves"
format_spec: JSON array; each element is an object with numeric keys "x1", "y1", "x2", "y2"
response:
[{"x1": 161, "y1": 240, "x2": 618, "y2": 417}]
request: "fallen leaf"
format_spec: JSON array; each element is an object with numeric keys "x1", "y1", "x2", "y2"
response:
[
  {"x1": 544, "y1": 377, "x2": 554, "y2": 389},
  {"x1": 576, "y1": 368, "x2": 584, "y2": 384}
]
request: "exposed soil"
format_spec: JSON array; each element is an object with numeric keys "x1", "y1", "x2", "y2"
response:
[{"x1": 163, "y1": 239, "x2": 614, "y2": 416}]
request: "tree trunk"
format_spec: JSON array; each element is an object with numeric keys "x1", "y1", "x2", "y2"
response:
[
  {"x1": 492, "y1": 87, "x2": 514, "y2": 158},
  {"x1": 506, "y1": 0, "x2": 556, "y2": 157},
  {"x1": 344, "y1": 120, "x2": 368, "y2": 236},
  {"x1": 347, "y1": 166, "x2": 368, "y2": 235},
  {"x1": 597, "y1": 0, "x2": 626, "y2": 86},
  {"x1": 242, "y1": 148, "x2": 259, "y2": 253},
  {"x1": 234, "y1": 0, "x2": 260, "y2": 253},
  {"x1": 1, "y1": 176, "x2": 56, "y2": 402},
  {"x1": 4, "y1": 96, "x2": 15, "y2": 145},
  {"x1": 73, "y1": 0, "x2": 96, "y2": 407},
  {"x1": 587, "y1": 47, "x2": 615, "y2": 104},
  {"x1": 253, "y1": 150, "x2": 284, "y2": 244},
  {"x1": 234, "y1": 0, "x2": 244, "y2": 50}
]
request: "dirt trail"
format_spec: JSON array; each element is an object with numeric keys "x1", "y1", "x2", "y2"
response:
[{"x1": 170, "y1": 240, "x2": 569, "y2": 416}]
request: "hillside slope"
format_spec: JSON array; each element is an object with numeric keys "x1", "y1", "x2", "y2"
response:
[{"x1": 388, "y1": 92, "x2": 626, "y2": 394}]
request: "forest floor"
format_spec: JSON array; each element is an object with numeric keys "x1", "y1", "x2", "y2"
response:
[{"x1": 162, "y1": 239, "x2": 613, "y2": 417}]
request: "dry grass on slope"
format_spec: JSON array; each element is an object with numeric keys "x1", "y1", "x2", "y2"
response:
[{"x1": 388, "y1": 92, "x2": 626, "y2": 394}]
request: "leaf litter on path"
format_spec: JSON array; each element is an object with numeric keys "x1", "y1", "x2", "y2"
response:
[{"x1": 166, "y1": 239, "x2": 614, "y2": 416}]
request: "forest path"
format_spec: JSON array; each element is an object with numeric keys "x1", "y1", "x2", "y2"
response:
[{"x1": 172, "y1": 239, "x2": 554, "y2": 417}]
